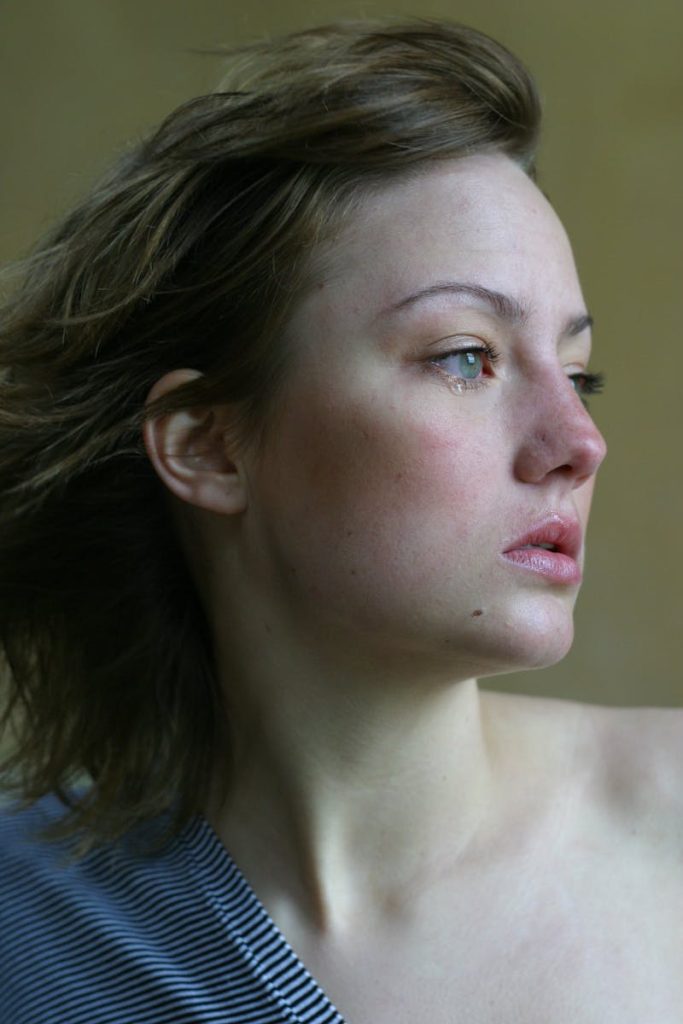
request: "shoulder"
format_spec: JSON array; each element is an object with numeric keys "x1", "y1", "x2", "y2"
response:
[
  {"x1": 586, "y1": 702, "x2": 683, "y2": 846},
  {"x1": 0, "y1": 789, "x2": 155, "y2": 909},
  {"x1": 483, "y1": 690, "x2": 683, "y2": 849},
  {"x1": 0, "y1": 791, "x2": 195, "y2": 1019},
  {"x1": 0, "y1": 792, "x2": 93, "y2": 938},
  {"x1": 503, "y1": 692, "x2": 683, "y2": 822},
  {"x1": 0, "y1": 793, "x2": 81, "y2": 993},
  {"x1": 0, "y1": 789, "x2": 73, "y2": 865}
]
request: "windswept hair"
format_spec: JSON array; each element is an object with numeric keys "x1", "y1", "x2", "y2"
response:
[{"x1": 0, "y1": 17, "x2": 542, "y2": 860}]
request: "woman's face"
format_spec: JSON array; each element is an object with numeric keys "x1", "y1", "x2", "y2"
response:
[{"x1": 238, "y1": 152, "x2": 607, "y2": 677}]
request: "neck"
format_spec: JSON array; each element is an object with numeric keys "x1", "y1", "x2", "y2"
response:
[{"x1": 205, "y1": 654, "x2": 504, "y2": 936}]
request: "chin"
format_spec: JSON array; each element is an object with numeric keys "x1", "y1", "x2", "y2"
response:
[{"x1": 458, "y1": 596, "x2": 577, "y2": 677}]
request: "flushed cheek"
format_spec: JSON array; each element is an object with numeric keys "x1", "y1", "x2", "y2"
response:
[{"x1": 257, "y1": 393, "x2": 497, "y2": 617}]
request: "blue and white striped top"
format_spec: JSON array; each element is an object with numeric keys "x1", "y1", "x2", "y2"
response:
[{"x1": 0, "y1": 791, "x2": 347, "y2": 1024}]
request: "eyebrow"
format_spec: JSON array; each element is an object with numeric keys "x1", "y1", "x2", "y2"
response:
[{"x1": 378, "y1": 280, "x2": 593, "y2": 338}]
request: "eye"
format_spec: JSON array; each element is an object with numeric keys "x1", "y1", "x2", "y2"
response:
[
  {"x1": 428, "y1": 343, "x2": 500, "y2": 390},
  {"x1": 569, "y1": 370, "x2": 606, "y2": 409}
]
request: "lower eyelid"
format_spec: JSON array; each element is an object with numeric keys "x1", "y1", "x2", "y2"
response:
[{"x1": 426, "y1": 361, "x2": 489, "y2": 393}]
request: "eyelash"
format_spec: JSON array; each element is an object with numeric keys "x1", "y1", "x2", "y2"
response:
[
  {"x1": 571, "y1": 371, "x2": 606, "y2": 406},
  {"x1": 428, "y1": 342, "x2": 501, "y2": 392},
  {"x1": 428, "y1": 343, "x2": 606, "y2": 408}
]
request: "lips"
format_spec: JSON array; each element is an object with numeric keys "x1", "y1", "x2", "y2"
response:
[
  {"x1": 499, "y1": 515, "x2": 584, "y2": 585},
  {"x1": 502, "y1": 515, "x2": 582, "y2": 562}
]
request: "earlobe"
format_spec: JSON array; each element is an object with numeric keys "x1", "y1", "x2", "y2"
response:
[{"x1": 142, "y1": 369, "x2": 248, "y2": 516}]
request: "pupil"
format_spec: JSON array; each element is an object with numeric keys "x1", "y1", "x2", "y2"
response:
[{"x1": 460, "y1": 351, "x2": 482, "y2": 379}]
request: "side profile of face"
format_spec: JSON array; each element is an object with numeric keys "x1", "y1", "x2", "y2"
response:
[{"x1": 154, "y1": 151, "x2": 608, "y2": 682}]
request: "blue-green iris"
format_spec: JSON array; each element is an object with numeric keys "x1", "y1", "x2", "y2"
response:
[{"x1": 457, "y1": 350, "x2": 483, "y2": 379}]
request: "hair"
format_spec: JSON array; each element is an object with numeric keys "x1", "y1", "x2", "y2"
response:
[{"x1": 0, "y1": 16, "x2": 542, "y2": 861}]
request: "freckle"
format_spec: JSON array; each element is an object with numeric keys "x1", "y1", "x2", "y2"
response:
[{"x1": 471, "y1": 609, "x2": 484, "y2": 617}]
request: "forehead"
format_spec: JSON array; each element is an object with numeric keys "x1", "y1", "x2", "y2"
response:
[{"x1": 295, "y1": 153, "x2": 584, "y2": 335}]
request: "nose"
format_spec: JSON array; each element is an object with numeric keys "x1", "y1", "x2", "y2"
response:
[{"x1": 513, "y1": 373, "x2": 607, "y2": 488}]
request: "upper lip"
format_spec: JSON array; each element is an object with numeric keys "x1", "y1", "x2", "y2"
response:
[{"x1": 502, "y1": 514, "x2": 582, "y2": 562}]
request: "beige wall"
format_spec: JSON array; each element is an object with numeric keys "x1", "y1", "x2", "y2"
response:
[{"x1": 1, "y1": 0, "x2": 681, "y2": 707}]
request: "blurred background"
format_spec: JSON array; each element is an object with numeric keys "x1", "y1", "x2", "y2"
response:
[{"x1": 1, "y1": 0, "x2": 681, "y2": 709}]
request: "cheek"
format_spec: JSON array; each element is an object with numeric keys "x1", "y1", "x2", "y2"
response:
[{"x1": 255, "y1": 386, "x2": 496, "y2": 598}]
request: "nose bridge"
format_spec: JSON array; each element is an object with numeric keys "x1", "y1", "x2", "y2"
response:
[{"x1": 514, "y1": 364, "x2": 607, "y2": 486}]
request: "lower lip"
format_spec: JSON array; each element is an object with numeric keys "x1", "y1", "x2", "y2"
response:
[{"x1": 501, "y1": 548, "x2": 582, "y2": 585}]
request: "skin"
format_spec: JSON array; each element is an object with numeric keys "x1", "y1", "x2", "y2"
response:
[{"x1": 143, "y1": 152, "x2": 608, "y2": 946}]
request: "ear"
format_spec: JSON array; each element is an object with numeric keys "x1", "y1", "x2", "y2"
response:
[{"x1": 142, "y1": 369, "x2": 248, "y2": 516}]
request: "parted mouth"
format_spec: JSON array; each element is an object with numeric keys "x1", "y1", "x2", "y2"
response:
[{"x1": 502, "y1": 515, "x2": 582, "y2": 562}]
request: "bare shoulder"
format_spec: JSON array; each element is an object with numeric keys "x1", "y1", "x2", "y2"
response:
[
  {"x1": 483, "y1": 689, "x2": 683, "y2": 847},
  {"x1": 584, "y1": 701, "x2": 683, "y2": 838},
  {"x1": 503, "y1": 691, "x2": 683, "y2": 810}
]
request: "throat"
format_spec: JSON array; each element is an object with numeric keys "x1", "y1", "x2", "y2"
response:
[{"x1": 207, "y1": 680, "x2": 504, "y2": 936}]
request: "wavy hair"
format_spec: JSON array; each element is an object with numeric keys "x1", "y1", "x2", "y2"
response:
[{"x1": 0, "y1": 17, "x2": 542, "y2": 860}]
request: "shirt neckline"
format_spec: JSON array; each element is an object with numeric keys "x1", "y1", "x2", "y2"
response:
[{"x1": 179, "y1": 810, "x2": 347, "y2": 1024}]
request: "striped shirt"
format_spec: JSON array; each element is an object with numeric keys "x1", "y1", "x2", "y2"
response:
[{"x1": 0, "y1": 791, "x2": 346, "y2": 1023}]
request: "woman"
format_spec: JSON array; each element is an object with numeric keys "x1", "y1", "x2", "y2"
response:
[{"x1": 1, "y1": 17, "x2": 681, "y2": 1023}]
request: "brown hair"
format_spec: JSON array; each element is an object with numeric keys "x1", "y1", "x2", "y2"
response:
[{"x1": 0, "y1": 17, "x2": 542, "y2": 860}]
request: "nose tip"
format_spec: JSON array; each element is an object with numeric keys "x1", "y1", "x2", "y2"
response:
[
  {"x1": 514, "y1": 386, "x2": 608, "y2": 487},
  {"x1": 570, "y1": 423, "x2": 607, "y2": 488}
]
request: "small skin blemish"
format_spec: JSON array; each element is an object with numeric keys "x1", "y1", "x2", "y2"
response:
[{"x1": 471, "y1": 609, "x2": 484, "y2": 617}]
